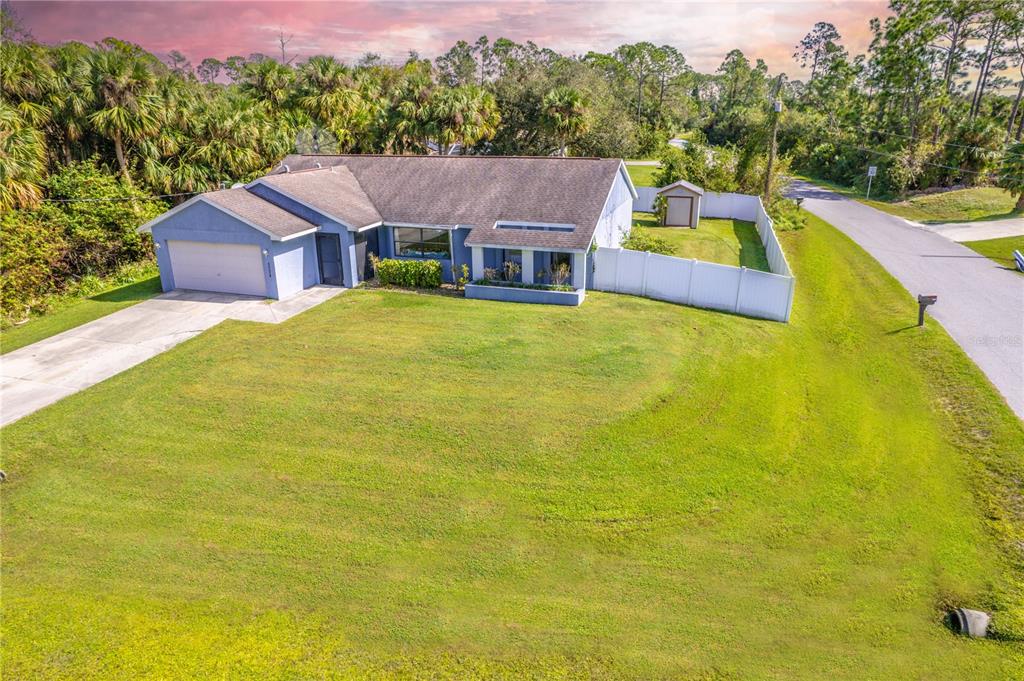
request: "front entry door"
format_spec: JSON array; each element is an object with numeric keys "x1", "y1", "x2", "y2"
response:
[{"x1": 317, "y1": 233, "x2": 343, "y2": 286}]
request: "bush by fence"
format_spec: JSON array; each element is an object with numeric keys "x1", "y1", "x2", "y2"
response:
[{"x1": 372, "y1": 257, "x2": 443, "y2": 288}]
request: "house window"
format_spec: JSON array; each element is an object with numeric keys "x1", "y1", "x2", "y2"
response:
[{"x1": 393, "y1": 227, "x2": 450, "y2": 259}]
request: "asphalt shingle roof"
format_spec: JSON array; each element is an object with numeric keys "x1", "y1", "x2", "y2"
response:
[
  {"x1": 274, "y1": 155, "x2": 626, "y2": 251},
  {"x1": 254, "y1": 166, "x2": 383, "y2": 229},
  {"x1": 202, "y1": 188, "x2": 315, "y2": 239}
]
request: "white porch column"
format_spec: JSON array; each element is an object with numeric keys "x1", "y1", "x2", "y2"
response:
[
  {"x1": 572, "y1": 252, "x2": 586, "y2": 290},
  {"x1": 471, "y1": 246, "x2": 485, "y2": 280},
  {"x1": 521, "y1": 250, "x2": 534, "y2": 284}
]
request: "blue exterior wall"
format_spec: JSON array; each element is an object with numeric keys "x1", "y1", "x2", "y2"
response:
[
  {"x1": 249, "y1": 183, "x2": 365, "y2": 288},
  {"x1": 271, "y1": 233, "x2": 319, "y2": 298},
  {"x1": 150, "y1": 199, "x2": 315, "y2": 299},
  {"x1": 376, "y1": 225, "x2": 471, "y2": 283}
]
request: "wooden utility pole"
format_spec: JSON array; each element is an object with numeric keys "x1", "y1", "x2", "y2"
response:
[{"x1": 764, "y1": 98, "x2": 782, "y2": 203}]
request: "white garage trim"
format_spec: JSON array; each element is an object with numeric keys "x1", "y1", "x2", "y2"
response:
[{"x1": 168, "y1": 240, "x2": 267, "y2": 297}]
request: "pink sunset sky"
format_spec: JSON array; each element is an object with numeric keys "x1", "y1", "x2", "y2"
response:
[{"x1": 10, "y1": 0, "x2": 891, "y2": 77}]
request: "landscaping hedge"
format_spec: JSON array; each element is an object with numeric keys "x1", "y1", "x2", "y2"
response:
[{"x1": 373, "y1": 258, "x2": 443, "y2": 288}]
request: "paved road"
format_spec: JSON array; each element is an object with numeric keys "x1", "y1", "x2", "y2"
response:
[
  {"x1": 788, "y1": 180, "x2": 1024, "y2": 419},
  {"x1": 0, "y1": 286, "x2": 343, "y2": 426}
]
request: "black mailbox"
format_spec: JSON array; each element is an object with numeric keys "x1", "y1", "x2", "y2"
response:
[{"x1": 917, "y1": 294, "x2": 937, "y2": 326}]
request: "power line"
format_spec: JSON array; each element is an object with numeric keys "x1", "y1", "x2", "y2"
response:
[
  {"x1": 854, "y1": 124, "x2": 1024, "y2": 160},
  {"x1": 849, "y1": 144, "x2": 1015, "y2": 183},
  {"x1": 41, "y1": 191, "x2": 202, "y2": 204}
]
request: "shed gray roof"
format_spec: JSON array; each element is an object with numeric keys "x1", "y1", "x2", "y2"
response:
[
  {"x1": 252, "y1": 166, "x2": 382, "y2": 229},
  {"x1": 656, "y1": 179, "x2": 705, "y2": 196},
  {"x1": 194, "y1": 188, "x2": 315, "y2": 239},
  {"x1": 275, "y1": 155, "x2": 628, "y2": 251}
]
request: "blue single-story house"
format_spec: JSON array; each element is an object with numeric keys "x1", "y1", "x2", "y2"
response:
[{"x1": 139, "y1": 154, "x2": 637, "y2": 303}]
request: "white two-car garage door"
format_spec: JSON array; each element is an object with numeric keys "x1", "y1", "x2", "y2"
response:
[{"x1": 167, "y1": 240, "x2": 267, "y2": 296}]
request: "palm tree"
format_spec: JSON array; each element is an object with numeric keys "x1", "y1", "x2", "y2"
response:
[
  {"x1": 0, "y1": 41, "x2": 55, "y2": 129},
  {"x1": 88, "y1": 45, "x2": 159, "y2": 186},
  {"x1": 428, "y1": 85, "x2": 499, "y2": 154},
  {"x1": 46, "y1": 42, "x2": 94, "y2": 164},
  {"x1": 0, "y1": 101, "x2": 47, "y2": 209},
  {"x1": 238, "y1": 58, "x2": 294, "y2": 111},
  {"x1": 541, "y1": 86, "x2": 589, "y2": 156},
  {"x1": 295, "y1": 56, "x2": 365, "y2": 149}
]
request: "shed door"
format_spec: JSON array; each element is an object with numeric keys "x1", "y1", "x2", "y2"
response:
[
  {"x1": 666, "y1": 196, "x2": 694, "y2": 227},
  {"x1": 168, "y1": 240, "x2": 266, "y2": 296}
]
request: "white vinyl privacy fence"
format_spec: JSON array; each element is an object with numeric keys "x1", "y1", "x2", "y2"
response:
[
  {"x1": 596, "y1": 192, "x2": 795, "y2": 322},
  {"x1": 633, "y1": 186, "x2": 660, "y2": 212}
]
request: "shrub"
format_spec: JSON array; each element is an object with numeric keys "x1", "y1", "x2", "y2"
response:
[
  {"x1": 472, "y1": 279, "x2": 574, "y2": 292},
  {"x1": 768, "y1": 198, "x2": 807, "y2": 232},
  {"x1": 621, "y1": 227, "x2": 674, "y2": 255},
  {"x1": 371, "y1": 256, "x2": 442, "y2": 288},
  {"x1": 0, "y1": 159, "x2": 166, "y2": 323},
  {"x1": 452, "y1": 263, "x2": 470, "y2": 290}
]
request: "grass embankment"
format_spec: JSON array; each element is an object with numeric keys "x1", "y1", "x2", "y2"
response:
[
  {"x1": 1, "y1": 265, "x2": 161, "y2": 354},
  {"x1": 797, "y1": 175, "x2": 1019, "y2": 223},
  {"x1": 2, "y1": 215, "x2": 1022, "y2": 678},
  {"x1": 632, "y1": 211, "x2": 770, "y2": 271},
  {"x1": 625, "y1": 163, "x2": 659, "y2": 187},
  {"x1": 961, "y1": 235, "x2": 1024, "y2": 273}
]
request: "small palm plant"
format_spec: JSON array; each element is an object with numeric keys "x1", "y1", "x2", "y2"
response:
[
  {"x1": 547, "y1": 262, "x2": 572, "y2": 287},
  {"x1": 501, "y1": 260, "x2": 521, "y2": 282}
]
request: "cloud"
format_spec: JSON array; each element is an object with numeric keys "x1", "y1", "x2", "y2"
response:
[{"x1": 10, "y1": 0, "x2": 890, "y2": 75}]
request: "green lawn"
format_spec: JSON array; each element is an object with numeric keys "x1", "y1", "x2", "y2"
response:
[
  {"x1": 798, "y1": 175, "x2": 1019, "y2": 223},
  {"x1": 961, "y1": 235, "x2": 1024, "y2": 273},
  {"x1": 1, "y1": 270, "x2": 162, "y2": 354},
  {"x1": 633, "y1": 212, "x2": 771, "y2": 271},
  {"x1": 2, "y1": 215, "x2": 1022, "y2": 678},
  {"x1": 625, "y1": 163, "x2": 659, "y2": 187}
]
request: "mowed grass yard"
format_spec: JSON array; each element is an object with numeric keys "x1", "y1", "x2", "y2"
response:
[
  {"x1": 633, "y1": 211, "x2": 771, "y2": 270},
  {"x1": 625, "y1": 163, "x2": 659, "y2": 187},
  {"x1": 3, "y1": 216, "x2": 1023, "y2": 678}
]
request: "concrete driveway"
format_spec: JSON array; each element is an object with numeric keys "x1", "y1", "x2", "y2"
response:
[
  {"x1": 915, "y1": 216, "x2": 1024, "y2": 243},
  {"x1": 788, "y1": 180, "x2": 1024, "y2": 419},
  {"x1": 1, "y1": 286, "x2": 343, "y2": 426}
]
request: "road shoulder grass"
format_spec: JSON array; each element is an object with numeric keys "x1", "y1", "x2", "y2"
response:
[
  {"x1": 795, "y1": 175, "x2": 1019, "y2": 223},
  {"x1": 1, "y1": 266, "x2": 162, "y2": 354},
  {"x1": 961, "y1": 234, "x2": 1024, "y2": 274}
]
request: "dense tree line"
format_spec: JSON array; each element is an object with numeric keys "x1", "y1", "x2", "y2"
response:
[
  {"x1": 3, "y1": 0, "x2": 1024, "y2": 321},
  {"x1": 4, "y1": 1, "x2": 1024, "y2": 211}
]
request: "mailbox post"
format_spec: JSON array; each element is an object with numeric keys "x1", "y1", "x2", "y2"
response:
[{"x1": 917, "y1": 294, "x2": 937, "y2": 326}]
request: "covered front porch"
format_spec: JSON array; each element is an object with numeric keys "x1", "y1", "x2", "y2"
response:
[{"x1": 470, "y1": 247, "x2": 588, "y2": 289}]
